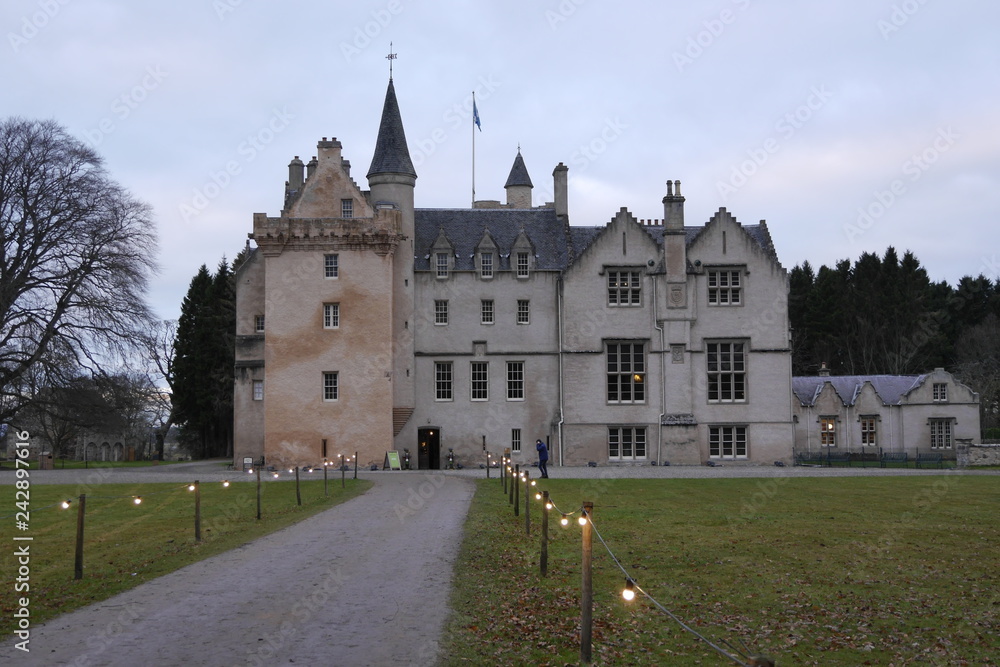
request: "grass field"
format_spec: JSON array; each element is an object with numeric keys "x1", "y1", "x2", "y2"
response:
[
  {"x1": 443, "y1": 475, "x2": 1000, "y2": 666},
  {"x1": 1, "y1": 476, "x2": 370, "y2": 636}
]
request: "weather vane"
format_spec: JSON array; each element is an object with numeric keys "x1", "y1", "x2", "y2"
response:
[{"x1": 386, "y1": 42, "x2": 397, "y2": 79}]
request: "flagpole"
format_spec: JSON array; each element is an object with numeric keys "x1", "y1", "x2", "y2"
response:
[{"x1": 472, "y1": 90, "x2": 476, "y2": 208}]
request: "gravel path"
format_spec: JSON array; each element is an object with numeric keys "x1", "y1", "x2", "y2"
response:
[{"x1": 1, "y1": 468, "x2": 474, "y2": 667}]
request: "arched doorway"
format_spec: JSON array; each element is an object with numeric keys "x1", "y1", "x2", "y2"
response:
[
  {"x1": 100, "y1": 442, "x2": 110, "y2": 461},
  {"x1": 418, "y1": 427, "x2": 441, "y2": 470},
  {"x1": 112, "y1": 442, "x2": 124, "y2": 461}
]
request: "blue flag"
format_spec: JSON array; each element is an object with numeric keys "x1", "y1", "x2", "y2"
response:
[{"x1": 473, "y1": 100, "x2": 481, "y2": 131}]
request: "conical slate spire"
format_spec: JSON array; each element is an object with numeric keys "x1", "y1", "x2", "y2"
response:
[
  {"x1": 504, "y1": 149, "x2": 533, "y2": 188},
  {"x1": 367, "y1": 79, "x2": 416, "y2": 179}
]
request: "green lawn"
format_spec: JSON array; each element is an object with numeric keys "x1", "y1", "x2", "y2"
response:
[
  {"x1": 1, "y1": 476, "x2": 370, "y2": 636},
  {"x1": 443, "y1": 476, "x2": 1000, "y2": 666}
]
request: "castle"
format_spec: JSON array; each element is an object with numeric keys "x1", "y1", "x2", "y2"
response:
[{"x1": 232, "y1": 78, "x2": 978, "y2": 470}]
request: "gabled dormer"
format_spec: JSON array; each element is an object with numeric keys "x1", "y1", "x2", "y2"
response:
[
  {"x1": 511, "y1": 230, "x2": 535, "y2": 278},
  {"x1": 474, "y1": 230, "x2": 498, "y2": 280},
  {"x1": 430, "y1": 228, "x2": 455, "y2": 279}
]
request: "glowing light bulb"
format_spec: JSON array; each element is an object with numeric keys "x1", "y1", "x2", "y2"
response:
[
  {"x1": 622, "y1": 579, "x2": 636, "y2": 601},
  {"x1": 133, "y1": 497, "x2": 142, "y2": 505},
  {"x1": 530, "y1": 480, "x2": 536, "y2": 487},
  {"x1": 535, "y1": 492, "x2": 542, "y2": 500},
  {"x1": 247, "y1": 468, "x2": 254, "y2": 474},
  {"x1": 222, "y1": 480, "x2": 230, "y2": 487},
  {"x1": 545, "y1": 502, "x2": 553, "y2": 510},
  {"x1": 188, "y1": 484, "x2": 196, "y2": 492},
  {"x1": 578, "y1": 515, "x2": 588, "y2": 526},
  {"x1": 560, "y1": 515, "x2": 569, "y2": 526},
  {"x1": 61, "y1": 500, "x2": 71, "y2": 509}
]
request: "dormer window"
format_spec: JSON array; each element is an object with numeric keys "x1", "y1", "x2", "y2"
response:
[
  {"x1": 436, "y1": 252, "x2": 449, "y2": 278},
  {"x1": 516, "y1": 252, "x2": 529, "y2": 278},
  {"x1": 480, "y1": 252, "x2": 494, "y2": 279}
]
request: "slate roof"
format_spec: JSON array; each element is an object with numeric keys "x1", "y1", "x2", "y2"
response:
[
  {"x1": 504, "y1": 151, "x2": 533, "y2": 188},
  {"x1": 414, "y1": 208, "x2": 569, "y2": 271},
  {"x1": 791, "y1": 375, "x2": 926, "y2": 407},
  {"x1": 367, "y1": 79, "x2": 416, "y2": 179},
  {"x1": 415, "y1": 216, "x2": 779, "y2": 273}
]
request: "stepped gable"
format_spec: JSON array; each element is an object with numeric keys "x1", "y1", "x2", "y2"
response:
[{"x1": 414, "y1": 208, "x2": 567, "y2": 271}]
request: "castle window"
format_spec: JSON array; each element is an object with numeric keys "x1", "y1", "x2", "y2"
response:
[
  {"x1": 609, "y1": 427, "x2": 646, "y2": 461},
  {"x1": 436, "y1": 253, "x2": 449, "y2": 278},
  {"x1": 930, "y1": 418, "x2": 953, "y2": 449},
  {"x1": 471, "y1": 362, "x2": 489, "y2": 401},
  {"x1": 516, "y1": 300, "x2": 530, "y2": 325},
  {"x1": 933, "y1": 383, "x2": 948, "y2": 402},
  {"x1": 511, "y1": 428, "x2": 522, "y2": 453},
  {"x1": 252, "y1": 380, "x2": 263, "y2": 401},
  {"x1": 323, "y1": 372, "x2": 339, "y2": 401},
  {"x1": 708, "y1": 269, "x2": 742, "y2": 306},
  {"x1": 860, "y1": 416, "x2": 878, "y2": 446},
  {"x1": 507, "y1": 361, "x2": 524, "y2": 401},
  {"x1": 254, "y1": 314, "x2": 265, "y2": 333},
  {"x1": 608, "y1": 270, "x2": 641, "y2": 306},
  {"x1": 341, "y1": 199, "x2": 353, "y2": 218},
  {"x1": 434, "y1": 300, "x2": 449, "y2": 325},
  {"x1": 324, "y1": 254, "x2": 339, "y2": 279},
  {"x1": 435, "y1": 362, "x2": 453, "y2": 401},
  {"x1": 709, "y1": 426, "x2": 747, "y2": 459},
  {"x1": 607, "y1": 342, "x2": 646, "y2": 404},
  {"x1": 706, "y1": 341, "x2": 746, "y2": 403},
  {"x1": 480, "y1": 252, "x2": 494, "y2": 279},
  {"x1": 516, "y1": 252, "x2": 530, "y2": 278},
  {"x1": 481, "y1": 299, "x2": 494, "y2": 325},
  {"x1": 323, "y1": 303, "x2": 340, "y2": 329},
  {"x1": 820, "y1": 417, "x2": 836, "y2": 446}
]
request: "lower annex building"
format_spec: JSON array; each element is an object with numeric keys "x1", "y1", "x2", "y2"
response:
[{"x1": 232, "y1": 78, "x2": 977, "y2": 470}]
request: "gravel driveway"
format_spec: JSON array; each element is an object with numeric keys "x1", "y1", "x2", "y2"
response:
[{"x1": 1, "y1": 467, "x2": 474, "y2": 667}]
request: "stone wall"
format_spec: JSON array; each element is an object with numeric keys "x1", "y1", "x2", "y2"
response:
[{"x1": 956, "y1": 442, "x2": 1000, "y2": 467}]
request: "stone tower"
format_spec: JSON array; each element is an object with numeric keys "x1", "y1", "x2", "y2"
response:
[{"x1": 367, "y1": 78, "x2": 418, "y2": 443}]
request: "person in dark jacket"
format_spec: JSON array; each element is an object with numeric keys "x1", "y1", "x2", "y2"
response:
[{"x1": 536, "y1": 439, "x2": 549, "y2": 478}]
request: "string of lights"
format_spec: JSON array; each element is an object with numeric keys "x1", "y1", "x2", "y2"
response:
[
  {"x1": 530, "y1": 486, "x2": 755, "y2": 667},
  {"x1": 0, "y1": 480, "x2": 238, "y2": 519},
  {"x1": 585, "y1": 510, "x2": 750, "y2": 667}
]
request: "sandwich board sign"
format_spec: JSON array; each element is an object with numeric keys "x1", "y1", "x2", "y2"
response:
[{"x1": 383, "y1": 450, "x2": 401, "y2": 470}]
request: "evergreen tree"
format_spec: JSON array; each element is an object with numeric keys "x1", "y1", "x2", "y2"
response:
[{"x1": 171, "y1": 260, "x2": 236, "y2": 459}]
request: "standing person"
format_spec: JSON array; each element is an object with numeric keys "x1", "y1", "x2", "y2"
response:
[{"x1": 536, "y1": 439, "x2": 549, "y2": 478}]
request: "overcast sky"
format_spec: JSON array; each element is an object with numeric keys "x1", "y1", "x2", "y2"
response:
[{"x1": 5, "y1": 0, "x2": 999, "y2": 320}]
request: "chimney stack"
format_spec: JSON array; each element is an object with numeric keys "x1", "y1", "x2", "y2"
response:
[
  {"x1": 288, "y1": 156, "x2": 304, "y2": 190},
  {"x1": 663, "y1": 179, "x2": 684, "y2": 231},
  {"x1": 553, "y1": 163, "x2": 568, "y2": 221}
]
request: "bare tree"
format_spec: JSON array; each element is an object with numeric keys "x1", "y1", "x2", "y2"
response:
[
  {"x1": 0, "y1": 118, "x2": 158, "y2": 422},
  {"x1": 141, "y1": 319, "x2": 177, "y2": 459}
]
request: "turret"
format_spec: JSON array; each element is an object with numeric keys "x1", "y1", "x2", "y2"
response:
[
  {"x1": 504, "y1": 149, "x2": 533, "y2": 208},
  {"x1": 366, "y1": 77, "x2": 417, "y2": 440}
]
